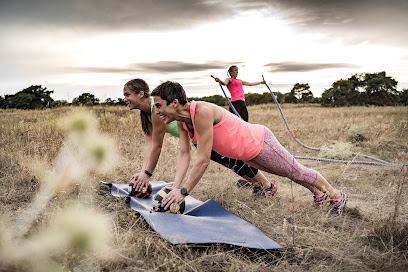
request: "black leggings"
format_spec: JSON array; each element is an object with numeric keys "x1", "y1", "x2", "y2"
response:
[
  {"x1": 229, "y1": 100, "x2": 248, "y2": 122},
  {"x1": 193, "y1": 143, "x2": 258, "y2": 179}
]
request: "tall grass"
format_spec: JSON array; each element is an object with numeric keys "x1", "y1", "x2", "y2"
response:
[
  {"x1": 1, "y1": 104, "x2": 407, "y2": 271},
  {"x1": 0, "y1": 109, "x2": 117, "y2": 271}
]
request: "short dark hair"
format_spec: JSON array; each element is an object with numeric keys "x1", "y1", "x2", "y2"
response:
[{"x1": 151, "y1": 81, "x2": 187, "y2": 105}]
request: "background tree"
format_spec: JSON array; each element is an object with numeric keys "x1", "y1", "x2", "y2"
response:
[
  {"x1": 0, "y1": 85, "x2": 54, "y2": 109},
  {"x1": 322, "y1": 79, "x2": 361, "y2": 107},
  {"x1": 362, "y1": 71, "x2": 399, "y2": 106},
  {"x1": 103, "y1": 98, "x2": 116, "y2": 106},
  {"x1": 52, "y1": 100, "x2": 70, "y2": 107},
  {"x1": 245, "y1": 92, "x2": 266, "y2": 106},
  {"x1": 309, "y1": 96, "x2": 321, "y2": 104},
  {"x1": 189, "y1": 95, "x2": 227, "y2": 106},
  {"x1": 321, "y1": 72, "x2": 398, "y2": 107},
  {"x1": 270, "y1": 91, "x2": 284, "y2": 103},
  {"x1": 115, "y1": 98, "x2": 127, "y2": 106},
  {"x1": 72, "y1": 93, "x2": 100, "y2": 106},
  {"x1": 320, "y1": 88, "x2": 335, "y2": 106},
  {"x1": 398, "y1": 89, "x2": 408, "y2": 105},
  {"x1": 0, "y1": 96, "x2": 5, "y2": 108},
  {"x1": 283, "y1": 92, "x2": 298, "y2": 103},
  {"x1": 291, "y1": 83, "x2": 313, "y2": 103}
]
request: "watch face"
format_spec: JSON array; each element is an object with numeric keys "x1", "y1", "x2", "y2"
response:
[{"x1": 181, "y1": 187, "x2": 188, "y2": 195}]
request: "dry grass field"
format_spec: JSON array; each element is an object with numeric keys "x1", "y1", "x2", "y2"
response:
[{"x1": 1, "y1": 104, "x2": 407, "y2": 271}]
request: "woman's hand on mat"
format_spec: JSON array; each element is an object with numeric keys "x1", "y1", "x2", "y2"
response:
[
  {"x1": 162, "y1": 186, "x2": 185, "y2": 209},
  {"x1": 130, "y1": 172, "x2": 150, "y2": 192}
]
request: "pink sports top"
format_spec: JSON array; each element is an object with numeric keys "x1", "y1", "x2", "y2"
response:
[
  {"x1": 227, "y1": 78, "x2": 245, "y2": 102},
  {"x1": 182, "y1": 101, "x2": 265, "y2": 161}
]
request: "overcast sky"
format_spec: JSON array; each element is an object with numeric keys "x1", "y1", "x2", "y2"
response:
[{"x1": 1, "y1": 0, "x2": 407, "y2": 101}]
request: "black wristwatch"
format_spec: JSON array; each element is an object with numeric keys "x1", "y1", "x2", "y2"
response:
[{"x1": 180, "y1": 187, "x2": 189, "y2": 196}]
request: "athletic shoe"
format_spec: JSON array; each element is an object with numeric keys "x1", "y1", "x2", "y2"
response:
[
  {"x1": 329, "y1": 191, "x2": 348, "y2": 216},
  {"x1": 313, "y1": 193, "x2": 328, "y2": 208},
  {"x1": 252, "y1": 183, "x2": 277, "y2": 197},
  {"x1": 236, "y1": 178, "x2": 253, "y2": 188}
]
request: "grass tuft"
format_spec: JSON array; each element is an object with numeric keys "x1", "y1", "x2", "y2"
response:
[{"x1": 319, "y1": 141, "x2": 353, "y2": 160}]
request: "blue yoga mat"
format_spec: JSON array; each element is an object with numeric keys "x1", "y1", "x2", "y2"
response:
[{"x1": 102, "y1": 181, "x2": 282, "y2": 250}]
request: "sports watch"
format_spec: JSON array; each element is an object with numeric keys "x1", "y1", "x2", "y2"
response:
[{"x1": 180, "y1": 187, "x2": 189, "y2": 196}]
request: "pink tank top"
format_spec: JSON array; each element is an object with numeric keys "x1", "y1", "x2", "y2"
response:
[
  {"x1": 182, "y1": 101, "x2": 265, "y2": 161},
  {"x1": 227, "y1": 78, "x2": 245, "y2": 102}
]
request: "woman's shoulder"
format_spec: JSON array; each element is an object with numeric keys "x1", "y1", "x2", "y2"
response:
[{"x1": 195, "y1": 101, "x2": 217, "y2": 114}]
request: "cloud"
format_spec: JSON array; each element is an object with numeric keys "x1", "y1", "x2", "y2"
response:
[
  {"x1": 265, "y1": 62, "x2": 359, "y2": 73},
  {"x1": 246, "y1": 0, "x2": 408, "y2": 46},
  {"x1": 1, "y1": 0, "x2": 406, "y2": 46},
  {"x1": 0, "y1": 0, "x2": 232, "y2": 32},
  {"x1": 73, "y1": 61, "x2": 240, "y2": 74}
]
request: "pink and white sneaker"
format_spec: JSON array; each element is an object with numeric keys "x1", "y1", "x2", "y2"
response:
[
  {"x1": 253, "y1": 183, "x2": 277, "y2": 197},
  {"x1": 313, "y1": 193, "x2": 328, "y2": 208},
  {"x1": 330, "y1": 192, "x2": 348, "y2": 216}
]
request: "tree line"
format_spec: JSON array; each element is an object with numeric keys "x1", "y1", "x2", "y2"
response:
[{"x1": 1, "y1": 71, "x2": 407, "y2": 109}]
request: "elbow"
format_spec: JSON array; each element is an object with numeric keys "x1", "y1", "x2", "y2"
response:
[
  {"x1": 196, "y1": 158, "x2": 210, "y2": 169},
  {"x1": 150, "y1": 143, "x2": 163, "y2": 154},
  {"x1": 179, "y1": 148, "x2": 191, "y2": 159}
]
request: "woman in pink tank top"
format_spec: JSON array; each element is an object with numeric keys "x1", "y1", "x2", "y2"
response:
[
  {"x1": 151, "y1": 81, "x2": 348, "y2": 216},
  {"x1": 123, "y1": 78, "x2": 273, "y2": 197},
  {"x1": 214, "y1": 65, "x2": 265, "y2": 122}
]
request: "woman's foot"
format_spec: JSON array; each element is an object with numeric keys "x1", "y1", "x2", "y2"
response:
[
  {"x1": 236, "y1": 178, "x2": 253, "y2": 188},
  {"x1": 330, "y1": 192, "x2": 348, "y2": 216},
  {"x1": 313, "y1": 193, "x2": 328, "y2": 208},
  {"x1": 253, "y1": 183, "x2": 277, "y2": 197}
]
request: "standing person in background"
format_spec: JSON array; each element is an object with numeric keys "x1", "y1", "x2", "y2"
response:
[
  {"x1": 214, "y1": 65, "x2": 265, "y2": 122},
  {"x1": 214, "y1": 65, "x2": 266, "y2": 187}
]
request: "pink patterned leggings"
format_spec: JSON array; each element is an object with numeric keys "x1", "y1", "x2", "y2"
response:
[{"x1": 245, "y1": 128, "x2": 318, "y2": 186}]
